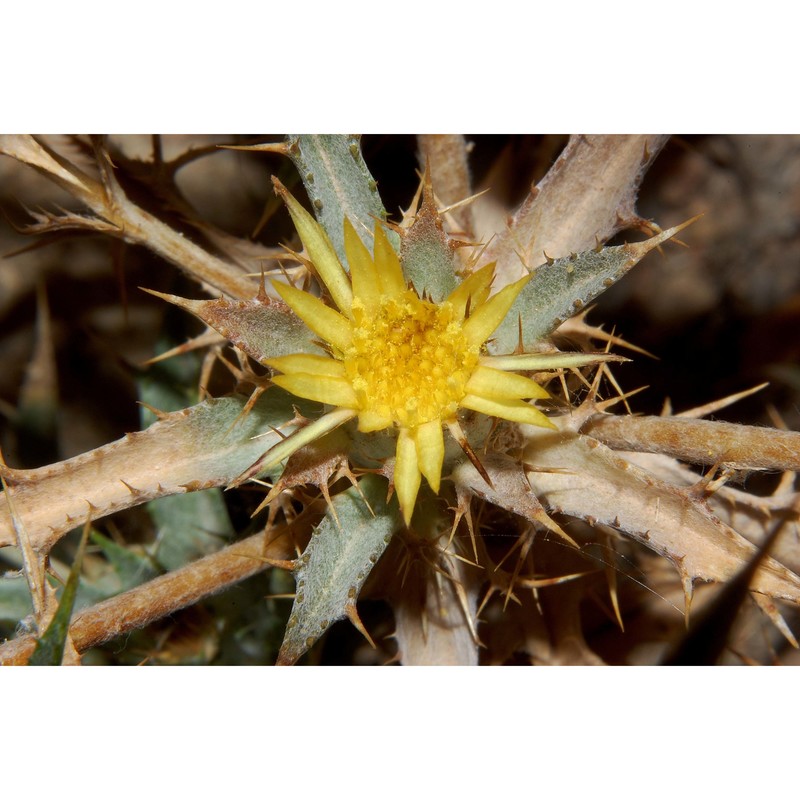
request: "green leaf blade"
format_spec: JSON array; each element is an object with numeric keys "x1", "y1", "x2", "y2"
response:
[
  {"x1": 490, "y1": 220, "x2": 697, "y2": 353},
  {"x1": 400, "y1": 187, "x2": 459, "y2": 302},
  {"x1": 288, "y1": 135, "x2": 395, "y2": 261},
  {"x1": 277, "y1": 475, "x2": 402, "y2": 665},
  {"x1": 29, "y1": 525, "x2": 90, "y2": 665}
]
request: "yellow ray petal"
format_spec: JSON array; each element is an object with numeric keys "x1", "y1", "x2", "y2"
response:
[
  {"x1": 274, "y1": 179, "x2": 353, "y2": 315},
  {"x1": 483, "y1": 352, "x2": 627, "y2": 371},
  {"x1": 415, "y1": 420, "x2": 445, "y2": 493},
  {"x1": 446, "y1": 262, "x2": 495, "y2": 320},
  {"x1": 465, "y1": 365, "x2": 550, "y2": 400},
  {"x1": 271, "y1": 374, "x2": 358, "y2": 407},
  {"x1": 373, "y1": 223, "x2": 406, "y2": 298},
  {"x1": 273, "y1": 281, "x2": 352, "y2": 352},
  {"x1": 357, "y1": 409, "x2": 393, "y2": 432},
  {"x1": 266, "y1": 353, "x2": 346, "y2": 378},
  {"x1": 344, "y1": 218, "x2": 381, "y2": 311},
  {"x1": 254, "y1": 407, "x2": 356, "y2": 474},
  {"x1": 462, "y1": 274, "x2": 531, "y2": 349},
  {"x1": 460, "y1": 393, "x2": 556, "y2": 429},
  {"x1": 394, "y1": 427, "x2": 421, "y2": 525}
]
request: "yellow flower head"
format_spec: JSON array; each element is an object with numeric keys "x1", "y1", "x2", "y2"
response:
[{"x1": 262, "y1": 180, "x2": 555, "y2": 524}]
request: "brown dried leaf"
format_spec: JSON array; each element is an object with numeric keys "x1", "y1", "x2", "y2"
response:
[
  {"x1": 483, "y1": 134, "x2": 668, "y2": 286},
  {"x1": 143, "y1": 289, "x2": 323, "y2": 363},
  {"x1": 390, "y1": 542, "x2": 482, "y2": 666},
  {"x1": 0, "y1": 516, "x2": 307, "y2": 665},
  {"x1": 0, "y1": 135, "x2": 256, "y2": 299},
  {"x1": 522, "y1": 421, "x2": 800, "y2": 605}
]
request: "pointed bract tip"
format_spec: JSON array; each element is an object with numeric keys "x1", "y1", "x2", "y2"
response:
[
  {"x1": 416, "y1": 159, "x2": 444, "y2": 229},
  {"x1": 422, "y1": 156, "x2": 433, "y2": 191},
  {"x1": 139, "y1": 286, "x2": 204, "y2": 314},
  {"x1": 275, "y1": 647, "x2": 298, "y2": 666},
  {"x1": 626, "y1": 213, "x2": 703, "y2": 258},
  {"x1": 271, "y1": 175, "x2": 288, "y2": 197},
  {"x1": 681, "y1": 572, "x2": 694, "y2": 627},
  {"x1": 219, "y1": 142, "x2": 291, "y2": 156},
  {"x1": 139, "y1": 286, "x2": 170, "y2": 301},
  {"x1": 345, "y1": 603, "x2": 377, "y2": 649}
]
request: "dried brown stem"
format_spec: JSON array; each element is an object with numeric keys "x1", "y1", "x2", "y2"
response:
[
  {"x1": 0, "y1": 395, "x2": 289, "y2": 552},
  {"x1": 0, "y1": 520, "x2": 301, "y2": 665},
  {"x1": 584, "y1": 413, "x2": 800, "y2": 472},
  {"x1": 0, "y1": 135, "x2": 256, "y2": 299}
]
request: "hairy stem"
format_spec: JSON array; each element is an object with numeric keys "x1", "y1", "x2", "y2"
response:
[
  {"x1": 0, "y1": 515, "x2": 307, "y2": 665},
  {"x1": 584, "y1": 414, "x2": 800, "y2": 472}
]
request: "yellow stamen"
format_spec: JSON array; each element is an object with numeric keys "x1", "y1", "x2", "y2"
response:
[{"x1": 343, "y1": 291, "x2": 479, "y2": 428}]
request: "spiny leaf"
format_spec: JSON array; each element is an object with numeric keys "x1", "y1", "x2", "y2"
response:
[
  {"x1": 387, "y1": 489, "x2": 482, "y2": 666},
  {"x1": 482, "y1": 135, "x2": 668, "y2": 286},
  {"x1": 399, "y1": 175, "x2": 459, "y2": 302},
  {"x1": 143, "y1": 290, "x2": 324, "y2": 362},
  {"x1": 29, "y1": 523, "x2": 90, "y2": 665},
  {"x1": 662, "y1": 516, "x2": 794, "y2": 665},
  {"x1": 391, "y1": 551, "x2": 481, "y2": 666},
  {"x1": 277, "y1": 474, "x2": 403, "y2": 665},
  {"x1": 136, "y1": 343, "x2": 235, "y2": 572},
  {"x1": 490, "y1": 218, "x2": 698, "y2": 353},
  {"x1": 0, "y1": 391, "x2": 311, "y2": 552},
  {"x1": 453, "y1": 452, "x2": 577, "y2": 548},
  {"x1": 522, "y1": 421, "x2": 800, "y2": 605},
  {"x1": 287, "y1": 135, "x2": 395, "y2": 261},
  {"x1": 585, "y1": 413, "x2": 800, "y2": 472}
]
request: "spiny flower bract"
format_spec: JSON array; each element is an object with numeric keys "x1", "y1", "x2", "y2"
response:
[{"x1": 262, "y1": 179, "x2": 557, "y2": 524}]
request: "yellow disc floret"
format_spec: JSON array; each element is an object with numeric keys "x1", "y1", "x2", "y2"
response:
[{"x1": 345, "y1": 292, "x2": 479, "y2": 430}]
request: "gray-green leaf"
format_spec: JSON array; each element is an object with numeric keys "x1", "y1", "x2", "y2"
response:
[
  {"x1": 400, "y1": 184, "x2": 459, "y2": 302},
  {"x1": 277, "y1": 474, "x2": 402, "y2": 664},
  {"x1": 490, "y1": 219, "x2": 697, "y2": 353},
  {"x1": 288, "y1": 135, "x2": 396, "y2": 260}
]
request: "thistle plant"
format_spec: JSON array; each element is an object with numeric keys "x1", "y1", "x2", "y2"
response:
[{"x1": 1, "y1": 134, "x2": 800, "y2": 666}]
